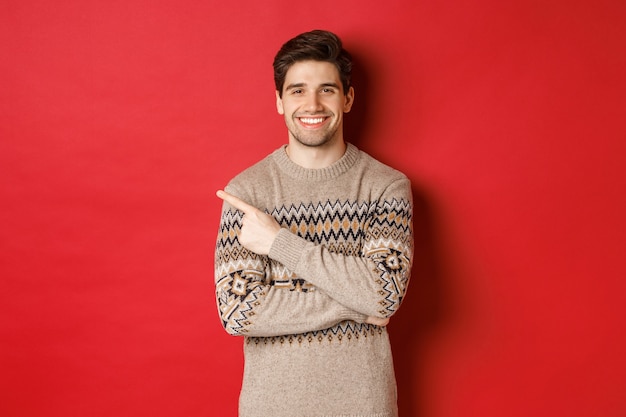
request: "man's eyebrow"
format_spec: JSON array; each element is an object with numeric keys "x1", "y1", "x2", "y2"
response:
[
  {"x1": 284, "y1": 82, "x2": 306, "y2": 90},
  {"x1": 284, "y1": 82, "x2": 341, "y2": 90}
]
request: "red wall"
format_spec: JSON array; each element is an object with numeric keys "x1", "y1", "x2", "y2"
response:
[{"x1": 2, "y1": 1, "x2": 625, "y2": 416}]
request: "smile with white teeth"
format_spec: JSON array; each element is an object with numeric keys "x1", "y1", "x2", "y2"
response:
[{"x1": 299, "y1": 117, "x2": 325, "y2": 125}]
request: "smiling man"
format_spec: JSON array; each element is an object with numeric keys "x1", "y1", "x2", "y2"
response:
[
  {"x1": 215, "y1": 30, "x2": 413, "y2": 417},
  {"x1": 278, "y1": 59, "x2": 353, "y2": 152}
]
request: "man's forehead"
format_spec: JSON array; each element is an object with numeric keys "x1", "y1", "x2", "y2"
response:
[
  {"x1": 283, "y1": 61, "x2": 342, "y2": 89},
  {"x1": 285, "y1": 60, "x2": 341, "y2": 80}
]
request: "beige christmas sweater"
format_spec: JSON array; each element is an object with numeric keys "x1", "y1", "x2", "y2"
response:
[{"x1": 215, "y1": 143, "x2": 413, "y2": 417}]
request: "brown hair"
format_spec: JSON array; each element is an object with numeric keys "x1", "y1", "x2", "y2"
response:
[{"x1": 273, "y1": 30, "x2": 352, "y2": 97}]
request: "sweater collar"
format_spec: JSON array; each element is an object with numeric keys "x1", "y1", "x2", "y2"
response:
[{"x1": 272, "y1": 142, "x2": 360, "y2": 181}]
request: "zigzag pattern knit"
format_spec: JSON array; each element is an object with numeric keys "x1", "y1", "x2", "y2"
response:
[{"x1": 215, "y1": 143, "x2": 413, "y2": 417}]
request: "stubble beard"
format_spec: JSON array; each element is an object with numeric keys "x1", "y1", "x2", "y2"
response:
[
  {"x1": 289, "y1": 130, "x2": 334, "y2": 148},
  {"x1": 287, "y1": 115, "x2": 339, "y2": 148}
]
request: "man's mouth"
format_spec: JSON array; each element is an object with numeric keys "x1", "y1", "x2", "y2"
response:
[{"x1": 298, "y1": 116, "x2": 327, "y2": 127}]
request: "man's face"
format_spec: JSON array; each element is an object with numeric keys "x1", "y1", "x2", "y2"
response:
[{"x1": 276, "y1": 60, "x2": 354, "y2": 148}]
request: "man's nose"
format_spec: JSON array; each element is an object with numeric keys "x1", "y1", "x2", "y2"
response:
[{"x1": 304, "y1": 93, "x2": 323, "y2": 112}]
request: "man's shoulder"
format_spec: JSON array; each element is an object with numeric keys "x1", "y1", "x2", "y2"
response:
[
  {"x1": 224, "y1": 147, "x2": 281, "y2": 196},
  {"x1": 357, "y1": 147, "x2": 409, "y2": 183}
]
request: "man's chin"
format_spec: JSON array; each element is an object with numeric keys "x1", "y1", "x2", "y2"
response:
[{"x1": 292, "y1": 135, "x2": 331, "y2": 148}]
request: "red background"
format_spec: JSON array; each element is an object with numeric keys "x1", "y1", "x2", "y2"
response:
[{"x1": 2, "y1": 1, "x2": 625, "y2": 416}]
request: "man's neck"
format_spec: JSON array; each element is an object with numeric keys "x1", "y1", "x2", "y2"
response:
[
  {"x1": 285, "y1": 142, "x2": 347, "y2": 169},
  {"x1": 285, "y1": 139, "x2": 347, "y2": 169}
]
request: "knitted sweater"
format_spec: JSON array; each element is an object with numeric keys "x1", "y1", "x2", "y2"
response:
[{"x1": 215, "y1": 143, "x2": 413, "y2": 417}]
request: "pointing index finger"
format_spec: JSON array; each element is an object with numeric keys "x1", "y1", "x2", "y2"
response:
[{"x1": 216, "y1": 190, "x2": 257, "y2": 214}]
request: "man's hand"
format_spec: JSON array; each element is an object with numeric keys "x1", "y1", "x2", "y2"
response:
[
  {"x1": 365, "y1": 315, "x2": 390, "y2": 327},
  {"x1": 217, "y1": 190, "x2": 281, "y2": 255}
]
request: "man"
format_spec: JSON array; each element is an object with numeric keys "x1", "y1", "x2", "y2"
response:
[{"x1": 215, "y1": 29, "x2": 413, "y2": 417}]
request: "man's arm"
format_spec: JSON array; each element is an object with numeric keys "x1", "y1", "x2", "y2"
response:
[
  {"x1": 217, "y1": 178, "x2": 413, "y2": 321},
  {"x1": 215, "y1": 196, "x2": 373, "y2": 337}
]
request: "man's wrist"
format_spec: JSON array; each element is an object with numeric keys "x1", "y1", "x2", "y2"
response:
[{"x1": 268, "y1": 228, "x2": 308, "y2": 271}]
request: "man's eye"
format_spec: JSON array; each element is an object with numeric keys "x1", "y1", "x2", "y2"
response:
[{"x1": 292, "y1": 89, "x2": 303, "y2": 94}]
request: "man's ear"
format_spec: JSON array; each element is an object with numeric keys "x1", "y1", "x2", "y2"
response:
[
  {"x1": 344, "y1": 86, "x2": 355, "y2": 113},
  {"x1": 276, "y1": 90, "x2": 284, "y2": 115}
]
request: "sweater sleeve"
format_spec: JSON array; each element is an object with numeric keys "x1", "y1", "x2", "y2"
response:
[
  {"x1": 214, "y1": 200, "x2": 368, "y2": 337},
  {"x1": 268, "y1": 177, "x2": 414, "y2": 318}
]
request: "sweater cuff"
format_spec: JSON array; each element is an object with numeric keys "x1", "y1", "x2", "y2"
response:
[
  {"x1": 268, "y1": 228, "x2": 308, "y2": 272},
  {"x1": 341, "y1": 309, "x2": 368, "y2": 324}
]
